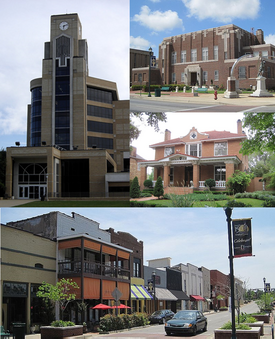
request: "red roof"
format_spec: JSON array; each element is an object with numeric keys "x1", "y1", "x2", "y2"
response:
[{"x1": 150, "y1": 130, "x2": 246, "y2": 148}]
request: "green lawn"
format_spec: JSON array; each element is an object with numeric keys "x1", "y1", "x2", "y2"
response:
[
  {"x1": 16, "y1": 200, "x2": 131, "y2": 207},
  {"x1": 132, "y1": 197, "x2": 265, "y2": 208}
]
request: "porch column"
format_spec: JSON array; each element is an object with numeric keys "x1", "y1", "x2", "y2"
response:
[
  {"x1": 192, "y1": 163, "x2": 200, "y2": 188},
  {"x1": 140, "y1": 165, "x2": 147, "y2": 190},
  {"x1": 225, "y1": 162, "x2": 235, "y2": 182},
  {"x1": 163, "y1": 164, "x2": 170, "y2": 187}
]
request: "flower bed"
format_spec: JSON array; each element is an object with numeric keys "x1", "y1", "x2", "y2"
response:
[
  {"x1": 40, "y1": 325, "x2": 83, "y2": 339},
  {"x1": 251, "y1": 314, "x2": 270, "y2": 323},
  {"x1": 214, "y1": 327, "x2": 261, "y2": 339},
  {"x1": 246, "y1": 321, "x2": 264, "y2": 335}
]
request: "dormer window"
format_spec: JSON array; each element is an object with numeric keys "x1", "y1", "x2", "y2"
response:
[
  {"x1": 164, "y1": 147, "x2": 174, "y2": 157},
  {"x1": 214, "y1": 142, "x2": 228, "y2": 156}
]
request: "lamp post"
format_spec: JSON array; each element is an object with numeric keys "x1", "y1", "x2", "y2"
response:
[
  {"x1": 224, "y1": 207, "x2": 236, "y2": 339},
  {"x1": 152, "y1": 270, "x2": 156, "y2": 312},
  {"x1": 148, "y1": 47, "x2": 153, "y2": 97},
  {"x1": 263, "y1": 277, "x2": 266, "y2": 310},
  {"x1": 46, "y1": 174, "x2": 48, "y2": 201}
]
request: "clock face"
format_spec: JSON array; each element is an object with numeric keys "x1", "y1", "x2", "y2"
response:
[
  {"x1": 59, "y1": 21, "x2": 69, "y2": 30},
  {"x1": 190, "y1": 132, "x2": 197, "y2": 139}
]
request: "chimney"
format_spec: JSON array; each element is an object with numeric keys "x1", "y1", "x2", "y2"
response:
[
  {"x1": 130, "y1": 146, "x2": 137, "y2": 157},
  {"x1": 256, "y1": 29, "x2": 264, "y2": 45},
  {"x1": 237, "y1": 119, "x2": 242, "y2": 134},
  {"x1": 165, "y1": 129, "x2": 171, "y2": 141}
]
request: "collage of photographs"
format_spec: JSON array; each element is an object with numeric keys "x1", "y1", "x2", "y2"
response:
[{"x1": 0, "y1": 0, "x2": 274, "y2": 338}]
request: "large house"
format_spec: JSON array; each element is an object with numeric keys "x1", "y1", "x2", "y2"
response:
[
  {"x1": 5, "y1": 13, "x2": 129, "y2": 200},
  {"x1": 132, "y1": 24, "x2": 275, "y2": 90},
  {"x1": 139, "y1": 120, "x2": 248, "y2": 194}
]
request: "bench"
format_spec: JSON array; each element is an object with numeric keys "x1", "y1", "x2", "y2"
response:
[
  {"x1": 195, "y1": 88, "x2": 208, "y2": 93},
  {"x1": 0, "y1": 326, "x2": 10, "y2": 339},
  {"x1": 161, "y1": 87, "x2": 170, "y2": 91}
]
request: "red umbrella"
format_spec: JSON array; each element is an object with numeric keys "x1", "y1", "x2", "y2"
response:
[
  {"x1": 111, "y1": 303, "x2": 131, "y2": 309},
  {"x1": 91, "y1": 303, "x2": 111, "y2": 309}
]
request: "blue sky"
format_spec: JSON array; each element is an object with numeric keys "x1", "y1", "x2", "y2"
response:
[
  {"x1": 130, "y1": 0, "x2": 275, "y2": 58},
  {"x1": 1, "y1": 207, "x2": 274, "y2": 290},
  {"x1": 0, "y1": 0, "x2": 129, "y2": 150}
]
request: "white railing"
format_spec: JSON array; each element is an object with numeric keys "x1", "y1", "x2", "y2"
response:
[{"x1": 199, "y1": 181, "x2": 226, "y2": 188}]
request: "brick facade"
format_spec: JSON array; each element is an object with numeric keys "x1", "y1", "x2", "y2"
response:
[{"x1": 132, "y1": 24, "x2": 275, "y2": 90}]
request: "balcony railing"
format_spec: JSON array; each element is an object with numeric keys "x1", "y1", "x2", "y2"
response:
[
  {"x1": 199, "y1": 181, "x2": 226, "y2": 188},
  {"x1": 58, "y1": 260, "x2": 130, "y2": 280}
]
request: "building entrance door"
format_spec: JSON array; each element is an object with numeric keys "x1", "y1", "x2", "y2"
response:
[
  {"x1": 185, "y1": 167, "x2": 193, "y2": 186},
  {"x1": 18, "y1": 185, "x2": 47, "y2": 199},
  {"x1": 191, "y1": 72, "x2": 197, "y2": 86}
]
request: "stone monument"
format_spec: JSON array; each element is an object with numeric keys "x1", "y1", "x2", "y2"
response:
[{"x1": 250, "y1": 58, "x2": 273, "y2": 97}]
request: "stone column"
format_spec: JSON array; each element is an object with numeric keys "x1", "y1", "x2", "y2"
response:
[
  {"x1": 140, "y1": 165, "x2": 147, "y2": 190},
  {"x1": 5, "y1": 148, "x2": 13, "y2": 198},
  {"x1": 224, "y1": 77, "x2": 239, "y2": 98}
]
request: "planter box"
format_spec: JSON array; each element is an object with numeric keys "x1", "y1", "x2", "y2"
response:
[
  {"x1": 252, "y1": 314, "x2": 270, "y2": 323},
  {"x1": 246, "y1": 321, "x2": 264, "y2": 335},
  {"x1": 214, "y1": 327, "x2": 261, "y2": 339},
  {"x1": 40, "y1": 325, "x2": 83, "y2": 339}
]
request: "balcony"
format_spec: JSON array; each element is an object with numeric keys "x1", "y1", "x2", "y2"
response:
[{"x1": 58, "y1": 260, "x2": 130, "y2": 280}]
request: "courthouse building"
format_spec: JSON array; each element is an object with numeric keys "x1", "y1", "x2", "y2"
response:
[
  {"x1": 5, "y1": 13, "x2": 129, "y2": 200},
  {"x1": 132, "y1": 24, "x2": 275, "y2": 90}
]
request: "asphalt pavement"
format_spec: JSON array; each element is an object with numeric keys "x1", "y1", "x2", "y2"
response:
[{"x1": 130, "y1": 91, "x2": 275, "y2": 112}]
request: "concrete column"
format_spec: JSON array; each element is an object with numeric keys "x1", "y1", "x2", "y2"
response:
[{"x1": 5, "y1": 148, "x2": 13, "y2": 197}]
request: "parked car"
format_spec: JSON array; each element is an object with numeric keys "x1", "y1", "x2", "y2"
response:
[
  {"x1": 149, "y1": 309, "x2": 174, "y2": 324},
  {"x1": 165, "y1": 310, "x2": 207, "y2": 336}
]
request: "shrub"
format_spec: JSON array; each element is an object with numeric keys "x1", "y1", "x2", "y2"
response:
[
  {"x1": 221, "y1": 321, "x2": 251, "y2": 330},
  {"x1": 51, "y1": 320, "x2": 75, "y2": 327},
  {"x1": 169, "y1": 194, "x2": 195, "y2": 207},
  {"x1": 225, "y1": 199, "x2": 252, "y2": 207},
  {"x1": 130, "y1": 177, "x2": 140, "y2": 199},
  {"x1": 204, "y1": 178, "x2": 216, "y2": 190},
  {"x1": 238, "y1": 313, "x2": 257, "y2": 324},
  {"x1": 226, "y1": 171, "x2": 253, "y2": 193},
  {"x1": 153, "y1": 176, "x2": 164, "y2": 199},
  {"x1": 143, "y1": 179, "x2": 153, "y2": 188},
  {"x1": 140, "y1": 192, "x2": 152, "y2": 198},
  {"x1": 99, "y1": 313, "x2": 149, "y2": 333},
  {"x1": 263, "y1": 198, "x2": 275, "y2": 207}
]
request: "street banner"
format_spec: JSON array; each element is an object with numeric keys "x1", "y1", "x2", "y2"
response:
[
  {"x1": 232, "y1": 218, "x2": 252, "y2": 258},
  {"x1": 151, "y1": 56, "x2": 156, "y2": 68}
]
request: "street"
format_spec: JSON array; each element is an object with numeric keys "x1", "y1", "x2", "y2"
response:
[
  {"x1": 130, "y1": 96, "x2": 275, "y2": 113},
  {"x1": 96, "y1": 302, "x2": 261, "y2": 338}
]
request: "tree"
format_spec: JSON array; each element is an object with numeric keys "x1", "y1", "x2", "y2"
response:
[
  {"x1": 130, "y1": 176, "x2": 140, "y2": 198},
  {"x1": 130, "y1": 112, "x2": 167, "y2": 142},
  {"x1": 240, "y1": 113, "x2": 275, "y2": 154},
  {"x1": 226, "y1": 170, "x2": 254, "y2": 194},
  {"x1": 37, "y1": 278, "x2": 79, "y2": 321},
  {"x1": 153, "y1": 176, "x2": 164, "y2": 199}
]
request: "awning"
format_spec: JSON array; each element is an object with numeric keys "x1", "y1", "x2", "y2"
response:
[
  {"x1": 155, "y1": 288, "x2": 177, "y2": 301},
  {"x1": 169, "y1": 290, "x2": 189, "y2": 301},
  {"x1": 190, "y1": 295, "x2": 205, "y2": 301},
  {"x1": 131, "y1": 284, "x2": 153, "y2": 300}
]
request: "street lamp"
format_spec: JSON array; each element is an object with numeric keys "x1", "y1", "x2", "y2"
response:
[
  {"x1": 263, "y1": 277, "x2": 266, "y2": 310},
  {"x1": 224, "y1": 207, "x2": 236, "y2": 339},
  {"x1": 148, "y1": 47, "x2": 153, "y2": 97},
  {"x1": 152, "y1": 270, "x2": 156, "y2": 312}
]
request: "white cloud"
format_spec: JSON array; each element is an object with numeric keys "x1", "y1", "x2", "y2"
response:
[
  {"x1": 150, "y1": 0, "x2": 161, "y2": 2},
  {"x1": 132, "y1": 5, "x2": 184, "y2": 32},
  {"x1": 182, "y1": 0, "x2": 260, "y2": 23},
  {"x1": 130, "y1": 36, "x2": 151, "y2": 50},
  {"x1": 265, "y1": 34, "x2": 275, "y2": 45}
]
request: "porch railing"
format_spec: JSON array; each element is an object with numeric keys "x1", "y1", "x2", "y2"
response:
[{"x1": 199, "y1": 181, "x2": 226, "y2": 188}]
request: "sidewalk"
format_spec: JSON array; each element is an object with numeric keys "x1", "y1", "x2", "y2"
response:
[
  {"x1": 0, "y1": 199, "x2": 36, "y2": 207},
  {"x1": 130, "y1": 90, "x2": 275, "y2": 107}
]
